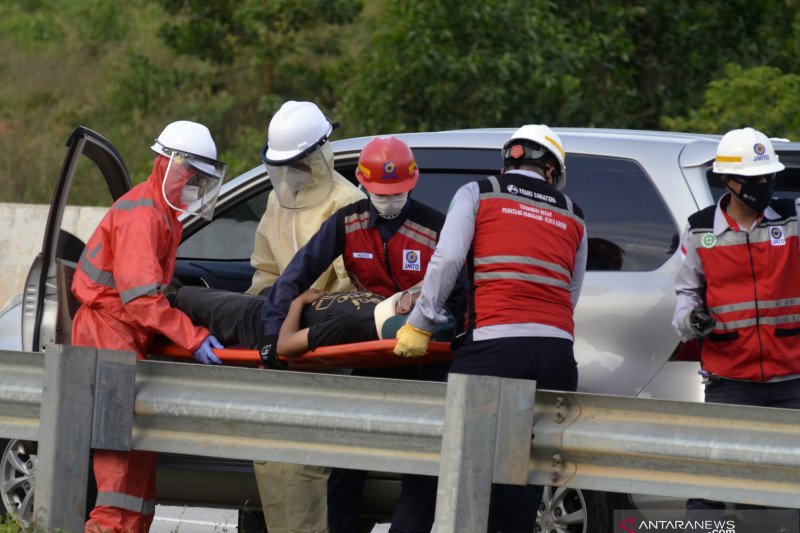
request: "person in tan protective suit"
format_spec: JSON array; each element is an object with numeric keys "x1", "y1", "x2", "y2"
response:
[{"x1": 249, "y1": 100, "x2": 364, "y2": 533}]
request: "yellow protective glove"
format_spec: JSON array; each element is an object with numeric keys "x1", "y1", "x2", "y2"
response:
[{"x1": 393, "y1": 323, "x2": 433, "y2": 358}]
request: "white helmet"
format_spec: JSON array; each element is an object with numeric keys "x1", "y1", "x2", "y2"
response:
[
  {"x1": 503, "y1": 124, "x2": 567, "y2": 190},
  {"x1": 152, "y1": 121, "x2": 227, "y2": 221},
  {"x1": 152, "y1": 120, "x2": 218, "y2": 162},
  {"x1": 713, "y1": 127, "x2": 785, "y2": 177},
  {"x1": 261, "y1": 101, "x2": 335, "y2": 165}
]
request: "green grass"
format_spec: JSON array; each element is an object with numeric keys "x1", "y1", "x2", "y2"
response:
[{"x1": 0, "y1": 515, "x2": 23, "y2": 533}]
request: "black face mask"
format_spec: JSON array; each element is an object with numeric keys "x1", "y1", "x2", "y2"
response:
[{"x1": 728, "y1": 176, "x2": 776, "y2": 213}]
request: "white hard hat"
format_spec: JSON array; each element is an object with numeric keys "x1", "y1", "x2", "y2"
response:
[
  {"x1": 374, "y1": 292, "x2": 405, "y2": 340},
  {"x1": 713, "y1": 127, "x2": 785, "y2": 177},
  {"x1": 504, "y1": 124, "x2": 567, "y2": 190},
  {"x1": 151, "y1": 120, "x2": 218, "y2": 160},
  {"x1": 261, "y1": 101, "x2": 334, "y2": 165}
]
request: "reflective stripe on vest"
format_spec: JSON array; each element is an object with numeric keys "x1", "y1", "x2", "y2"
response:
[
  {"x1": 475, "y1": 255, "x2": 572, "y2": 279},
  {"x1": 397, "y1": 224, "x2": 437, "y2": 249},
  {"x1": 344, "y1": 211, "x2": 371, "y2": 234},
  {"x1": 468, "y1": 174, "x2": 582, "y2": 333},
  {"x1": 119, "y1": 282, "x2": 169, "y2": 304},
  {"x1": 79, "y1": 244, "x2": 167, "y2": 303},
  {"x1": 112, "y1": 198, "x2": 155, "y2": 211},
  {"x1": 112, "y1": 197, "x2": 172, "y2": 230},
  {"x1": 79, "y1": 246, "x2": 116, "y2": 288},
  {"x1": 95, "y1": 491, "x2": 156, "y2": 515},
  {"x1": 710, "y1": 297, "x2": 800, "y2": 331},
  {"x1": 342, "y1": 209, "x2": 438, "y2": 297},
  {"x1": 690, "y1": 203, "x2": 800, "y2": 381}
]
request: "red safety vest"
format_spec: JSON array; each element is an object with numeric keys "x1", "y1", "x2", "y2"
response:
[
  {"x1": 690, "y1": 199, "x2": 800, "y2": 381},
  {"x1": 341, "y1": 200, "x2": 442, "y2": 297},
  {"x1": 468, "y1": 174, "x2": 585, "y2": 335}
]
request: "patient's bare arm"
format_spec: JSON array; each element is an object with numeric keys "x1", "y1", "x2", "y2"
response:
[{"x1": 277, "y1": 289, "x2": 327, "y2": 356}]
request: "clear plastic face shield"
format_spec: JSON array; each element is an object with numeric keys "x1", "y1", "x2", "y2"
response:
[
  {"x1": 161, "y1": 149, "x2": 227, "y2": 221},
  {"x1": 266, "y1": 148, "x2": 333, "y2": 209}
]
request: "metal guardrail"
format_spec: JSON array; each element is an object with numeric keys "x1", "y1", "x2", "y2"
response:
[
  {"x1": 528, "y1": 392, "x2": 800, "y2": 509},
  {"x1": 1, "y1": 346, "x2": 800, "y2": 532},
  {"x1": 0, "y1": 350, "x2": 42, "y2": 441}
]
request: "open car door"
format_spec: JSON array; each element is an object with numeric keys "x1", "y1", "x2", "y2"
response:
[{"x1": 21, "y1": 126, "x2": 131, "y2": 352}]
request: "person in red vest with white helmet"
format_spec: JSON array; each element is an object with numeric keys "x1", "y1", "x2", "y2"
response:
[
  {"x1": 395, "y1": 124, "x2": 587, "y2": 532},
  {"x1": 673, "y1": 127, "x2": 800, "y2": 523},
  {"x1": 260, "y1": 135, "x2": 465, "y2": 533},
  {"x1": 72, "y1": 120, "x2": 227, "y2": 532}
]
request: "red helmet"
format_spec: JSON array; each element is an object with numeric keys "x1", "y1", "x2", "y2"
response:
[{"x1": 355, "y1": 137, "x2": 419, "y2": 194}]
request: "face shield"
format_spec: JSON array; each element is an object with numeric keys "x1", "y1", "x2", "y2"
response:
[
  {"x1": 161, "y1": 150, "x2": 226, "y2": 221},
  {"x1": 266, "y1": 149, "x2": 333, "y2": 209}
]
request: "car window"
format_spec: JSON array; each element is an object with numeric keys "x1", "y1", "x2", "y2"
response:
[
  {"x1": 706, "y1": 156, "x2": 800, "y2": 202},
  {"x1": 564, "y1": 155, "x2": 678, "y2": 272},
  {"x1": 177, "y1": 148, "x2": 678, "y2": 272},
  {"x1": 177, "y1": 189, "x2": 267, "y2": 260},
  {"x1": 59, "y1": 157, "x2": 116, "y2": 262},
  {"x1": 410, "y1": 149, "x2": 501, "y2": 213}
]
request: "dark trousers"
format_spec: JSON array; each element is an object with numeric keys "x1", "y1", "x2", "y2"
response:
[
  {"x1": 328, "y1": 364, "x2": 448, "y2": 533},
  {"x1": 328, "y1": 470, "x2": 437, "y2": 533},
  {"x1": 686, "y1": 377, "x2": 800, "y2": 527},
  {"x1": 173, "y1": 286, "x2": 264, "y2": 348},
  {"x1": 451, "y1": 334, "x2": 578, "y2": 533}
]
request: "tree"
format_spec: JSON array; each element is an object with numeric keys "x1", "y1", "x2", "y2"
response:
[
  {"x1": 335, "y1": 0, "x2": 596, "y2": 135},
  {"x1": 153, "y1": 0, "x2": 365, "y2": 175},
  {"x1": 336, "y1": 0, "x2": 800, "y2": 136},
  {"x1": 661, "y1": 64, "x2": 800, "y2": 138}
]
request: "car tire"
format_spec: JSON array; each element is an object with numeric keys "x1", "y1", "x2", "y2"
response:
[
  {"x1": 0, "y1": 438, "x2": 37, "y2": 528},
  {"x1": 536, "y1": 486, "x2": 621, "y2": 533}
]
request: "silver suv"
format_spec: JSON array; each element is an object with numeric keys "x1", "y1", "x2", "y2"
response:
[{"x1": 2, "y1": 126, "x2": 799, "y2": 531}]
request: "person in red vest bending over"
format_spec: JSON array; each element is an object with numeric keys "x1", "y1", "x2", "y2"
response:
[
  {"x1": 395, "y1": 124, "x2": 587, "y2": 533},
  {"x1": 261, "y1": 135, "x2": 466, "y2": 533},
  {"x1": 260, "y1": 135, "x2": 466, "y2": 363}
]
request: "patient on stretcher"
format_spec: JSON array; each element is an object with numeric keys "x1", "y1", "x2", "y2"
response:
[{"x1": 171, "y1": 286, "x2": 454, "y2": 357}]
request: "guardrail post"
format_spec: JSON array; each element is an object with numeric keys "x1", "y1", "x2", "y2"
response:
[
  {"x1": 36, "y1": 344, "x2": 98, "y2": 532},
  {"x1": 433, "y1": 373, "x2": 536, "y2": 533},
  {"x1": 35, "y1": 345, "x2": 136, "y2": 532}
]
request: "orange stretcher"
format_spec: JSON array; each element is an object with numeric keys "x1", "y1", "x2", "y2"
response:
[{"x1": 150, "y1": 339, "x2": 453, "y2": 370}]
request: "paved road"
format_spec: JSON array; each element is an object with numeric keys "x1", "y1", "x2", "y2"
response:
[
  {"x1": 151, "y1": 506, "x2": 239, "y2": 533},
  {"x1": 150, "y1": 506, "x2": 393, "y2": 533}
]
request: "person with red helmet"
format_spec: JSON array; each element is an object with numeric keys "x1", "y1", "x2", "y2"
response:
[
  {"x1": 259, "y1": 135, "x2": 465, "y2": 533},
  {"x1": 72, "y1": 120, "x2": 227, "y2": 533},
  {"x1": 260, "y1": 135, "x2": 464, "y2": 360}
]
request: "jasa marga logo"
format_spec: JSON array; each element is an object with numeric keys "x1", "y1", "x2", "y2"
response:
[{"x1": 753, "y1": 142, "x2": 771, "y2": 162}]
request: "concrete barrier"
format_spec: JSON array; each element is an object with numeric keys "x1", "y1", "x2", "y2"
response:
[{"x1": 0, "y1": 202, "x2": 106, "y2": 307}]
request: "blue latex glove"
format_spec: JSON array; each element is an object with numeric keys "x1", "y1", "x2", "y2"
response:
[{"x1": 194, "y1": 335, "x2": 223, "y2": 365}]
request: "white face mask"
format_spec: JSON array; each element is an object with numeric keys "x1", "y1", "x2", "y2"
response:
[
  {"x1": 179, "y1": 185, "x2": 201, "y2": 206},
  {"x1": 370, "y1": 192, "x2": 408, "y2": 219}
]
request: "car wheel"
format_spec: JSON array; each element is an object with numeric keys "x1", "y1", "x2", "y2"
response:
[
  {"x1": 536, "y1": 486, "x2": 619, "y2": 533},
  {"x1": 0, "y1": 439, "x2": 37, "y2": 528}
]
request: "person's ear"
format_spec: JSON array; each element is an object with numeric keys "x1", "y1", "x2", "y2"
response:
[{"x1": 544, "y1": 164, "x2": 557, "y2": 185}]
